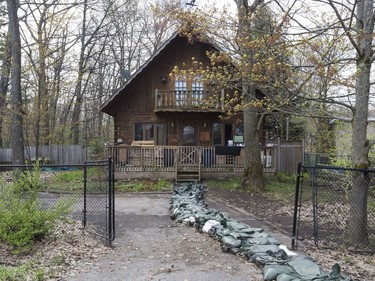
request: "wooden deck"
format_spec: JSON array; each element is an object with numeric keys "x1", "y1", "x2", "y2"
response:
[{"x1": 106, "y1": 145, "x2": 279, "y2": 180}]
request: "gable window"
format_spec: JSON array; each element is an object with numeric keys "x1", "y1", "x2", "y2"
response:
[{"x1": 175, "y1": 76, "x2": 187, "y2": 106}]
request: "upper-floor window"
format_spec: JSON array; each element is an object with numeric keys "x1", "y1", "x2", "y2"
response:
[
  {"x1": 175, "y1": 76, "x2": 187, "y2": 106},
  {"x1": 174, "y1": 75, "x2": 204, "y2": 106},
  {"x1": 192, "y1": 78, "x2": 204, "y2": 106}
]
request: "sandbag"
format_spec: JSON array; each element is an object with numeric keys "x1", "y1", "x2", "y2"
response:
[
  {"x1": 288, "y1": 256, "x2": 325, "y2": 279},
  {"x1": 263, "y1": 264, "x2": 296, "y2": 281},
  {"x1": 170, "y1": 183, "x2": 353, "y2": 281}
]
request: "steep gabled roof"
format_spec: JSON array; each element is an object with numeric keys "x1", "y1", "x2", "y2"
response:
[{"x1": 100, "y1": 31, "x2": 222, "y2": 114}]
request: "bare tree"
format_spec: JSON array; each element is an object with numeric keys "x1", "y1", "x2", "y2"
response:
[
  {"x1": 20, "y1": 0, "x2": 78, "y2": 154},
  {"x1": 234, "y1": 0, "x2": 266, "y2": 191},
  {"x1": 0, "y1": 30, "x2": 10, "y2": 147},
  {"x1": 287, "y1": 0, "x2": 374, "y2": 245},
  {"x1": 6, "y1": 0, "x2": 25, "y2": 164},
  {"x1": 71, "y1": 0, "x2": 115, "y2": 144}
]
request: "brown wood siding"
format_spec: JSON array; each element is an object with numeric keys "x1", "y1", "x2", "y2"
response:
[{"x1": 105, "y1": 35, "x2": 267, "y2": 146}]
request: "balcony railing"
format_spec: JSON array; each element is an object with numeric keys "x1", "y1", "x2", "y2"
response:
[{"x1": 154, "y1": 89, "x2": 224, "y2": 112}]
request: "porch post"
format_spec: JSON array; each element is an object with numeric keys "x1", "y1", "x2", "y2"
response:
[{"x1": 155, "y1": 89, "x2": 159, "y2": 108}]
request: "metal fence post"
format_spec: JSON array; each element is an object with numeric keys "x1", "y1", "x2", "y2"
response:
[
  {"x1": 107, "y1": 156, "x2": 115, "y2": 245},
  {"x1": 312, "y1": 166, "x2": 319, "y2": 246},
  {"x1": 83, "y1": 163, "x2": 87, "y2": 228},
  {"x1": 292, "y1": 162, "x2": 302, "y2": 249}
]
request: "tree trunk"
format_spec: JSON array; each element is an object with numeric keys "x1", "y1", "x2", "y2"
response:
[
  {"x1": 0, "y1": 31, "x2": 11, "y2": 147},
  {"x1": 350, "y1": 43, "x2": 371, "y2": 245},
  {"x1": 242, "y1": 85, "x2": 264, "y2": 191},
  {"x1": 348, "y1": 0, "x2": 373, "y2": 246},
  {"x1": 236, "y1": 0, "x2": 265, "y2": 191},
  {"x1": 35, "y1": 6, "x2": 49, "y2": 157},
  {"x1": 7, "y1": 0, "x2": 25, "y2": 165},
  {"x1": 71, "y1": 0, "x2": 87, "y2": 144}
]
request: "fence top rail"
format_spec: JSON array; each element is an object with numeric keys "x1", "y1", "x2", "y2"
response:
[
  {"x1": 302, "y1": 164, "x2": 375, "y2": 173},
  {"x1": 108, "y1": 145, "x2": 262, "y2": 149},
  {"x1": 0, "y1": 161, "x2": 109, "y2": 168}
]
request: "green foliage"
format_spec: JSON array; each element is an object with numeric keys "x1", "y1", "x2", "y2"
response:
[
  {"x1": 116, "y1": 179, "x2": 173, "y2": 192},
  {"x1": 0, "y1": 166, "x2": 73, "y2": 254},
  {"x1": 205, "y1": 176, "x2": 295, "y2": 202},
  {"x1": 88, "y1": 139, "x2": 105, "y2": 160},
  {"x1": 273, "y1": 172, "x2": 296, "y2": 183},
  {"x1": 330, "y1": 155, "x2": 351, "y2": 168},
  {"x1": 155, "y1": 178, "x2": 170, "y2": 189},
  {"x1": 0, "y1": 258, "x2": 48, "y2": 281},
  {"x1": 0, "y1": 263, "x2": 34, "y2": 281},
  {"x1": 53, "y1": 170, "x2": 82, "y2": 183},
  {"x1": 44, "y1": 169, "x2": 83, "y2": 192},
  {"x1": 203, "y1": 177, "x2": 241, "y2": 191},
  {"x1": 264, "y1": 174, "x2": 296, "y2": 202}
]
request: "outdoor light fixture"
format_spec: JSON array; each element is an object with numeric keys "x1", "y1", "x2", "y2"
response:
[{"x1": 161, "y1": 77, "x2": 168, "y2": 84}]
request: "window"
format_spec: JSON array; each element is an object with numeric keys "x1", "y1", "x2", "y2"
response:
[
  {"x1": 192, "y1": 78, "x2": 204, "y2": 106},
  {"x1": 213, "y1": 123, "x2": 222, "y2": 145},
  {"x1": 134, "y1": 123, "x2": 167, "y2": 145},
  {"x1": 234, "y1": 123, "x2": 244, "y2": 144},
  {"x1": 182, "y1": 125, "x2": 196, "y2": 146},
  {"x1": 175, "y1": 76, "x2": 187, "y2": 106},
  {"x1": 212, "y1": 123, "x2": 237, "y2": 145},
  {"x1": 175, "y1": 75, "x2": 205, "y2": 106}
]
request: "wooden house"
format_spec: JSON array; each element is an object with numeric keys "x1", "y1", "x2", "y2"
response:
[
  {"x1": 101, "y1": 32, "x2": 303, "y2": 181},
  {"x1": 101, "y1": 32, "x2": 243, "y2": 147}
]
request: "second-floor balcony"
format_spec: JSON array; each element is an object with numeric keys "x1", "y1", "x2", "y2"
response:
[{"x1": 154, "y1": 89, "x2": 225, "y2": 112}]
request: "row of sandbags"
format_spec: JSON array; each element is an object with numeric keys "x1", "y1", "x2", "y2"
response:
[{"x1": 170, "y1": 182, "x2": 352, "y2": 281}]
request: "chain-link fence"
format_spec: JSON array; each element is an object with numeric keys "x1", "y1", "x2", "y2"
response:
[
  {"x1": 83, "y1": 160, "x2": 115, "y2": 243},
  {"x1": 292, "y1": 164, "x2": 375, "y2": 253},
  {"x1": 0, "y1": 159, "x2": 114, "y2": 246}
]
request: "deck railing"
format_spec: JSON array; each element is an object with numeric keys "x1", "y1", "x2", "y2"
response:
[
  {"x1": 105, "y1": 145, "x2": 277, "y2": 173},
  {"x1": 155, "y1": 89, "x2": 224, "y2": 110}
]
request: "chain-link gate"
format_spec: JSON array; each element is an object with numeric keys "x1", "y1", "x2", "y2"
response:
[
  {"x1": 83, "y1": 158, "x2": 115, "y2": 245},
  {"x1": 292, "y1": 163, "x2": 375, "y2": 252},
  {"x1": 0, "y1": 158, "x2": 115, "y2": 246}
]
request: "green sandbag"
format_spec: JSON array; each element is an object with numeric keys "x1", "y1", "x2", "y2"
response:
[
  {"x1": 246, "y1": 244, "x2": 281, "y2": 256},
  {"x1": 226, "y1": 220, "x2": 251, "y2": 230},
  {"x1": 276, "y1": 273, "x2": 301, "y2": 281},
  {"x1": 263, "y1": 264, "x2": 296, "y2": 281},
  {"x1": 288, "y1": 256, "x2": 326, "y2": 279},
  {"x1": 221, "y1": 235, "x2": 242, "y2": 250}
]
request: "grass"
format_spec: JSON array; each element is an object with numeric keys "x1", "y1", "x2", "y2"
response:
[
  {"x1": 116, "y1": 178, "x2": 173, "y2": 192},
  {"x1": 204, "y1": 172, "x2": 296, "y2": 203}
]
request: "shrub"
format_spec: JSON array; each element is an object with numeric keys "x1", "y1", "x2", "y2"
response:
[{"x1": 0, "y1": 166, "x2": 73, "y2": 254}]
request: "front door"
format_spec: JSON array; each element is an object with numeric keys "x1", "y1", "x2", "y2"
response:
[{"x1": 181, "y1": 124, "x2": 197, "y2": 146}]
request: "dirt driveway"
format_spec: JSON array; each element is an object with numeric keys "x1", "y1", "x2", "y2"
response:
[{"x1": 64, "y1": 192, "x2": 292, "y2": 281}]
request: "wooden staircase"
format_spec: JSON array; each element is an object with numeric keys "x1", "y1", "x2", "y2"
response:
[
  {"x1": 175, "y1": 146, "x2": 201, "y2": 182},
  {"x1": 176, "y1": 165, "x2": 201, "y2": 182}
]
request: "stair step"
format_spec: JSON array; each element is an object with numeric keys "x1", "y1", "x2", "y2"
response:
[{"x1": 176, "y1": 164, "x2": 201, "y2": 182}]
